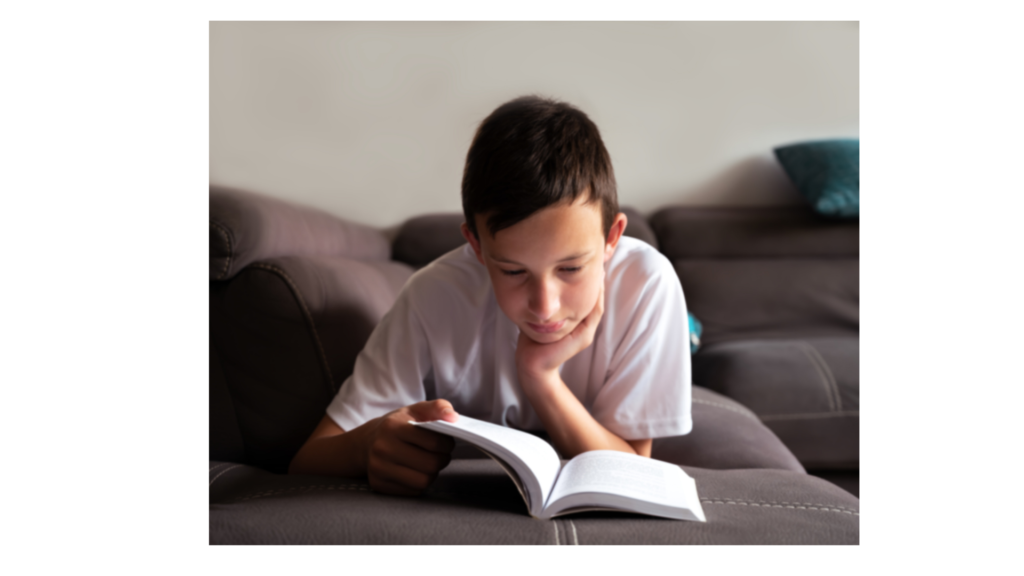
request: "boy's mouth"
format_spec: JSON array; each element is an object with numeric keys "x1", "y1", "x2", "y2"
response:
[{"x1": 526, "y1": 319, "x2": 567, "y2": 334}]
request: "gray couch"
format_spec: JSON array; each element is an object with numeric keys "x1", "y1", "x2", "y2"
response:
[
  {"x1": 650, "y1": 207, "x2": 859, "y2": 494},
  {"x1": 209, "y1": 186, "x2": 859, "y2": 544}
]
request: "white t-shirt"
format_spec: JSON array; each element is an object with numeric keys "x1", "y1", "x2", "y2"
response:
[{"x1": 326, "y1": 236, "x2": 692, "y2": 440}]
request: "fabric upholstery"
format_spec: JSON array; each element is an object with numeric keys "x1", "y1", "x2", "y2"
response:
[
  {"x1": 210, "y1": 459, "x2": 858, "y2": 544},
  {"x1": 391, "y1": 206, "x2": 659, "y2": 270},
  {"x1": 391, "y1": 213, "x2": 469, "y2": 269},
  {"x1": 810, "y1": 470, "x2": 859, "y2": 498},
  {"x1": 652, "y1": 206, "x2": 858, "y2": 347},
  {"x1": 652, "y1": 387, "x2": 804, "y2": 473},
  {"x1": 650, "y1": 206, "x2": 858, "y2": 260},
  {"x1": 210, "y1": 185, "x2": 390, "y2": 280},
  {"x1": 652, "y1": 205, "x2": 859, "y2": 473},
  {"x1": 693, "y1": 337, "x2": 859, "y2": 469},
  {"x1": 674, "y1": 259, "x2": 858, "y2": 346},
  {"x1": 210, "y1": 255, "x2": 413, "y2": 472}
]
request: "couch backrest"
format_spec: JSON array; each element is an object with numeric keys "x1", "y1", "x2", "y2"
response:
[
  {"x1": 650, "y1": 206, "x2": 859, "y2": 346},
  {"x1": 210, "y1": 185, "x2": 391, "y2": 280}
]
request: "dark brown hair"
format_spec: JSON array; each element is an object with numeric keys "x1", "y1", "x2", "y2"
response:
[{"x1": 461, "y1": 96, "x2": 618, "y2": 238}]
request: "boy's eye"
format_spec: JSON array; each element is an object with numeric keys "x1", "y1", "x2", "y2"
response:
[{"x1": 499, "y1": 266, "x2": 580, "y2": 276}]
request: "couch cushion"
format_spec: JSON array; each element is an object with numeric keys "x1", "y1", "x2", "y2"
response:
[
  {"x1": 650, "y1": 206, "x2": 859, "y2": 346},
  {"x1": 391, "y1": 213, "x2": 468, "y2": 269},
  {"x1": 391, "y1": 206, "x2": 658, "y2": 269},
  {"x1": 693, "y1": 337, "x2": 859, "y2": 469},
  {"x1": 652, "y1": 387, "x2": 804, "y2": 473},
  {"x1": 210, "y1": 186, "x2": 391, "y2": 280},
  {"x1": 674, "y1": 259, "x2": 858, "y2": 346},
  {"x1": 650, "y1": 206, "x2": 859, "y2": 260},
  {"x1": 210, "y1": 255, "x2": 414, "y2": 473},
  {"x1": 210, "y1": 459, "x2": 858, "y2": 544}
]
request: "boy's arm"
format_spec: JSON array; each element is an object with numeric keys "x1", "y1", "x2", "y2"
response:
[
  {"x1": 289, "y1": 400, "x2": 459, "y2": 496},
  {"x1": 515, "y1": 281, "x2": 652, "y2": 458},
  {"x1": 519, "y1": 378, "x2": 652, "y2": 457},
  {"x1": 293, "y1": 266, "x2": 462, "y2": 494}
]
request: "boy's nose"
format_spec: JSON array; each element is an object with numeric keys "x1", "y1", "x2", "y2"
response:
[{"x1": 527, "y1": 277, "x2": 560, "y2": 321}]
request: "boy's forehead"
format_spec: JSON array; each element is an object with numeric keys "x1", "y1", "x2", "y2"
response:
[{"x1": 476, "y1": 199, "x2": 604, "y2": 263}]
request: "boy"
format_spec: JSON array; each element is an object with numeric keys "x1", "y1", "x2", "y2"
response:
[{"x1": 289, "y1": 96, "x2": 692, "y2": 496}]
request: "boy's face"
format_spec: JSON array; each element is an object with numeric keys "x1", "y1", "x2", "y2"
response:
[{"x1": 462, "y1": 197, "x2": 626, "y2": 344}]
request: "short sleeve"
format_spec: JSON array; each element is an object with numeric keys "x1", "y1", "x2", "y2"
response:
[
  {"x1": 589, "y1": 250, "x2": 692, "y2": 440},
  {"x1": 325, "y1": 282, "x2": 432, "y2": 431}
]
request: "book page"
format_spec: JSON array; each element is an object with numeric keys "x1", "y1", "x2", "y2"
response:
[
  {"x1": 545, "y1": 450, "x2": 705, "y2": 521},
  {"x1": 413, "y1": 417, "x2": 562, "y2": 516}
]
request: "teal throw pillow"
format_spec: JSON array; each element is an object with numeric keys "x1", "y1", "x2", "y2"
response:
[
  {"x1": 688, "y1": 312, "x2": 703, "y2": 354},
  {"x1": 774, "y1": 139, "x2": 859, "y2": 218}
]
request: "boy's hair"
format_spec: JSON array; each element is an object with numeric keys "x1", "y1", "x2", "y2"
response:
[{"x1": 461, "y1": 95, "x2": 618, "y2": 239}]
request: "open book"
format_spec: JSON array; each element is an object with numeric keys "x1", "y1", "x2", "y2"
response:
[{"x1": 413, "y1": 416, "x2": 705, "y2": 522}]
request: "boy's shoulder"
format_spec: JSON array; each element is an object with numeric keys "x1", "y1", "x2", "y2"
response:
[
  {"x1": 400, "y1": 244, "x2": 493, "y2": 314},
  {"x1": 606, "y1": 236, "x2": 676, "y2": 286}
]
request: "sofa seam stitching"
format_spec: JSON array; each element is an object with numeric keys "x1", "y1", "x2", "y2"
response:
[
  {"x1": 250, "y1": 263, "x2": 338, "y2": 395},
  {"x1": 805, "y1": 342, "x2": 843, "y2": 411},
  {"x1": 233, "y1": 484, "x2": 373, "y2": 501},
  {"x1": 209, "y1": 462, "x2": 230, "y2": 473},
  {"x1": 759, "y1": 410, "x2": 859, "y2": 421},
  {"x1": 209, "y1": 220, "x2": 233, "y2": 280},
  {"x1": 220, "y1": 486, "x2": 861, "y2": 518},
  {"x1": 700, "y1": 499, "x2": 859, "y2": 516},
  {"x1": 209, "y1": 463, "x2": 242, "y2": 488},
  {"x1": 704, "y1": 496, "x2": 858, "y2": 512},
  {"x1": 797, "y1": 341, "x2": 839, "y2": 411}
]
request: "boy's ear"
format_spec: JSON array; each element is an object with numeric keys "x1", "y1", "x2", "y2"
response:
[
  {"x1": 460, "y1": 221, "x2": 486, "y2": 265},
  {"x1": 603, "y1": 212, "x2": 628, "y2": 262}
]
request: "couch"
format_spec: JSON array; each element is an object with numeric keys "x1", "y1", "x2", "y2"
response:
[
  {"x1": 209, "y1": 185, "x2": 859, "y2": 544},
  {"x1": 649, "y1": 206, "x2": 860, "y2": 495}
]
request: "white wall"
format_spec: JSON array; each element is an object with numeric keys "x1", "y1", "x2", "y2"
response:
[{"x1": 211, "y1": 22, "x2": 858, "y2": 229}]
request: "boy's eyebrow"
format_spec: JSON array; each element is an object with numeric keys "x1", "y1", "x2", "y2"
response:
[{"x1": 490, "y1": 250, "x2": 593, "y2": 265}]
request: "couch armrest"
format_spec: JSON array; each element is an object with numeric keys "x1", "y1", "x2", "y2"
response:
[
  {"x1": 210, "y1": 185, "x2": 391, "y2": 280},
  {"x1": 210, "y1": 254, "x2": 413, "y2": 472}
]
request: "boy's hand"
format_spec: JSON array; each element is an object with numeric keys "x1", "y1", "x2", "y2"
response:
[
  {"x1": 363, "y1": 400, "x2": 458, "y2": 496},
  {"x1": 515, "y1": 281, "x2": 605, "y2": 387}
]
